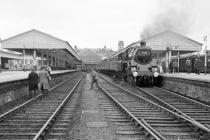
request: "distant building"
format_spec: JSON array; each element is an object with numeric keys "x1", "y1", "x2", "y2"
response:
[
  {"x1": 77, "y1": 47, "x2": 116, "y2": 70},
  {"x1": 90, "y1": 47, "x2": 116, "y2": 59},
  {"x1": 74, "y1": 46, "x2": 79, "y2": 52},
  {"x1": 118, "y1": 41, "x2": 124, "y2": 51}
]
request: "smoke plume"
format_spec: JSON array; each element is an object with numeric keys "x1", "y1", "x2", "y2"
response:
[{"x1": 140, "y1": 0, "x2": 195, "y2": 40}]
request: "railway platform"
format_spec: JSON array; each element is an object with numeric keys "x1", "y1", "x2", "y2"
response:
[
  {"x1": 161, "y1": 72, "x2": 210, "y2": 82},
  {"x1": 0, "y1": 70, "x2": 75, "y2": 83},
  {"x1": 160, "y1": 72, "x2": 210, "y2": 104}
]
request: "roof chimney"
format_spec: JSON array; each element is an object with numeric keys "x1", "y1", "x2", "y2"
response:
[
  {"x1": 140, "y1": 41, "x2": 146, "y2": 46},
  {"x1": 118, "y1": 41, "x2": 124, "y2": 51}
]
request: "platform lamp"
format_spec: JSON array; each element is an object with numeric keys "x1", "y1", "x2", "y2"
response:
[
  {"x1": 173, "y1": 46, "x2": 179, "y2": 73},
  {"x1": 0, "y1": 37, "x2": 2, "y2": 73},
  {"x1": 23, "y1": 45, "x2": 26, "y2": 71},
  {"x1": 166, "y1": 45, "x2": 172, "y2": 73},
  {"x1": 204, "y1": 35, "x2": 207, "y2": 75}
]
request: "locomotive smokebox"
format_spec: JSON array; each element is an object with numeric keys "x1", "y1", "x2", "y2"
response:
[{"x1": 140, "y1": 41, "x2": 146, "y2": 46}]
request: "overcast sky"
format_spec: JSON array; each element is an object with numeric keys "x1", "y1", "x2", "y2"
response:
[{"x1": 0, "y1": 0, "x2": 210, "y2": 50}]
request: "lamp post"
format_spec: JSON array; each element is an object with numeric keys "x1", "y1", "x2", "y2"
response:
[
  {"x1": 0, "y1": 37, "x2": 2, "y2": 73},
  {"x1": 173, "y1": 46, "x2": 179, "y2": 73},
  {"x1": 204, "y1": 35, "x2": 207, "y2": 75},
  {"x1": 166, "y1": 45, "x2": 172, "y2": 73},
  {"x1": 23, "y1": 45, "x2": 26, "y2": 71}
]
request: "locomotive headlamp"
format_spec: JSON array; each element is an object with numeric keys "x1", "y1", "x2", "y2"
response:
[
  {"x1": 154, "y1": 72, "x2": 159, "y2": 77},
  {"x1": 131, "y1": 67, "x2": 136, "y2": 72},
  {"x1": 133, "y1": 71, "x2": 138, "y2": 77},
  {"x1": 151, "y1": 67, "x2": 158, "y2": 72}
]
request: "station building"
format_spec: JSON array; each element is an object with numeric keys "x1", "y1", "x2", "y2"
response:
[
  {"x1": 0, "y1": 49, "x2": 23, "y2": 71},
  {"x1": 129, "y1": 31, "x2": 203, "y2": 71},
  {"x1": 76, "y1": 47, "x2": 116, "y2": 71},
  {"x1": 1, "y1": 29, "x2": 81, "y2": 71}
]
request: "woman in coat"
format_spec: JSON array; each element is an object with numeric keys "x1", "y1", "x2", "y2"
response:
[{"x1": 39, "y1": 66, "x2": 50, "y2": 96}]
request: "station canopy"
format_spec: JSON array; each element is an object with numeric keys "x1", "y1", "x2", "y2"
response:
[
  {"x1": 1, "y1": 29, "x2": 81, "y2": 63},
  {"x1": 131, "y1": 31, "x2": 203, "y2": 52},
  {"x1": 0, "y1": 49, "x2": 23, "y2": 59}
]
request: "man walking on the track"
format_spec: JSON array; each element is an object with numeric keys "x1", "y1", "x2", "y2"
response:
[
  {"x1": 90, "y1": 69, "x2": 99, "y2": 89},
  {"x1": 28, "y1": 67, "x2": 39, "y2": 98}
]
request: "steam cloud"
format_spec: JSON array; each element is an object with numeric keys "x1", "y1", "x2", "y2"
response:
[{"x1": 140, "y1": 0, "x2": 195, "y2": 40}]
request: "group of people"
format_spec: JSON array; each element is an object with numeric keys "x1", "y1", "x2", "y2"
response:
[
  {"x1": 29, "y1": 68, "x2": 99, "y2": 98},
  {"x1": 186, "y1": 57, "x2": 202, "y2": 74},
  {"x1": 169, "y1": 56, "x2": 202, "y2": 74},
  {"x1": 28, "y1": 66, "x2": 51, "y2": 98},
  {"x1": 169, "y1": 60, "x2": 178, "y2": 73}
]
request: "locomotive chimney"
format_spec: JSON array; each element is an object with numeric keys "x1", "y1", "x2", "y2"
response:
[{"x1": 140, "y1": 41, "x2": 146, "y2": 46}]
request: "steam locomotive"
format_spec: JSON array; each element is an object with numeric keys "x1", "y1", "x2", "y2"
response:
[{"x1": 97, "y1": 41, "x2": 160, "y2": 86}]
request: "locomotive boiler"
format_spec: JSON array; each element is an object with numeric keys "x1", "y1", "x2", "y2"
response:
[{"x1": 97, "y1": 41, "x2": 159, "y2": 86}]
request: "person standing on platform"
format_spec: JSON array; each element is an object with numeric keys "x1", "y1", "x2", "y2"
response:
[
  {"x1": 169, "y1": 60, "x2": 173, "y2": 73},
  {"x1": 28, "y1": 67, "x2": 39, "y2": 98},
  {"x1": 90, "y1": 69, "x2": 99, "y2": 89},
  {"x1": 194, "y1": 56, "x2": 201, "y2": 75},
  {"x1": 39, "y1": 66, "x2": 50, "y2": 97},
  {"x1": 173, "y1": 60, "x2": 178, "y2": 73},
  {"x1": 162, "y1": 61, "x2": 166, "y2": 73},
  {"x1": 186, "y1": 58, "x2": 191, "y2": 74}
]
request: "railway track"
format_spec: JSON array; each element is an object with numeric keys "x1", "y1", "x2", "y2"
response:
[
  {"x1": 99, "y1": 89, "x2": 158, "y2": 140},
  {"x1": 98, "y1": 83, "x2": 164, "y2": 140},
  {"x1": 98, "y1": 75, "x2": 210, "y2": 140},
  {"x1": 0, "y1": 72, "x2": 84, "y2": 140},
  {"x1": 136, "y1": 87, "x2": 210, "y2": 130}
]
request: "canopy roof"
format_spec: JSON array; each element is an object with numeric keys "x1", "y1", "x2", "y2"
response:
[
  {"x1": 139, "y1": 31, "x2": 203, "y2": 51},
  {"x1": 1, "y1": 29, "x2": 81, "y2": 62}
]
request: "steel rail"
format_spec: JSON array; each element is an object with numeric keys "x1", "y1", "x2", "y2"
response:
[
  {"x1": 33, "y1": 74, "x2": 84, "y2": 140},
  {"x1": 98, "y1": 83, "x2": 166, "y2": 140},
  {"x1": 156, "y1": 86, "x2": 210, "y2": 110},
  {"x1": 0, "y1": 74, "x2": 78, "y2": 121},
  {"x1": 98, "y1": 74, "x2": 210, "y2": 135},
  {"x1": 136, "y1": 86, "x2": 209, "y2": 129}
]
